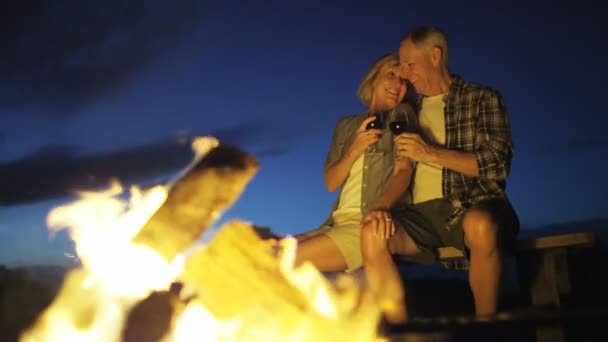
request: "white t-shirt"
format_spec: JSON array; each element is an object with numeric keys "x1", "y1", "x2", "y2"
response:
[
  {"x1": 413, "y1": 93, "x2": 446, "y2": 204},
  {"x1": 332, "y1": 153, "x2": 364, "y2": 222}
]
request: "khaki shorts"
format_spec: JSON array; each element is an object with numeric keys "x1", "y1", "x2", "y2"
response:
[{"x1": 305, "y1": 211, "x2": 363, "y2": 272}]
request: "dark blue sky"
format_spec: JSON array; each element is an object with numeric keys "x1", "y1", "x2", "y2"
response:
[{"x1": 1, "y1": 0, "x2": 606, "y2": 266}]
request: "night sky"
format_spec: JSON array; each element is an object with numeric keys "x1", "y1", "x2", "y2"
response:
[{"x1": 1, "y1": 0, "x2": 606, "y2": 266}]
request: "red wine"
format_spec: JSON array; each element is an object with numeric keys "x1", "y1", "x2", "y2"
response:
[
  {"x1": 366, "y1": 115, "x2": 383, "y2": 130},
  {"x1": 389, "y1": 121, "x2": 409, "y2": 135}
]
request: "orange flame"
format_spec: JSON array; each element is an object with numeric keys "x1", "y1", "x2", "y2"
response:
[{"x1": 20, "y1": 137, "x2": 385, "y2": 342}]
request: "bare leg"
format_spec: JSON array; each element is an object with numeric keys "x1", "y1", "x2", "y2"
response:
[
  {"x1": 294, "y1": 226, "x2": 331, "y2": 243},
  {"x1": 463, "y1": 209, "x2": 501, "y2": 316},
  {"x1": 360, "y1": 220, "x2": 421, "y2": 323},
  {"x1": 295, "y1": 234, "x2": 348, "y2": 272}
]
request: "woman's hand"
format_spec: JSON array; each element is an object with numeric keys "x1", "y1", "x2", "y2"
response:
[
  {"x1": 361, "y1": 209, "x2": 395, "y2": 239},
  {"x1": 346, "y1": 116, "x2": 383, "y2": 158}
]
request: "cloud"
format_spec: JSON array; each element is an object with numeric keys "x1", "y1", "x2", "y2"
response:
[
  {"x1": 0, "y1": 139, "x2": 191, "y2": 206},
  {"x1": 0, "y1": 122, "x2": 296, "y2": 206},
  {"x1": 0, "y1": 0, "x2": 201, "y2": 118}
]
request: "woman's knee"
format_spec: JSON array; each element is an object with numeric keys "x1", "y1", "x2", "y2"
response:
[{"x1": 360, "y1": 222, "x2": 389, "y2": 259}]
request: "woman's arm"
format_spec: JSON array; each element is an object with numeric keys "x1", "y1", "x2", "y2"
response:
[
  {"x1": 370, "y1": 159, "x2": 413, "y2": 210},
  {"x1": 324, "y1": 116, "x2": 382, "y2": 192}
]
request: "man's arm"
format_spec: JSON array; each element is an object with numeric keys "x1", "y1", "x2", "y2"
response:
[
  {"x1": 472, "y1": 89, "x2": 514, "y2": 181},
  {"x1": 395, "y1": 133, "x2": 479, "y2": 176},
  {"x1": 396, "y1": 89, "x2": 512, "y2": 180},
  {"x1": 427, "y1": 148, "x2": 479, "y2": 177}
]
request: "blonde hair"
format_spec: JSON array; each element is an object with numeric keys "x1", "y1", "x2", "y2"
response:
[
  {"x1": 401, "y1": 26, "x2": 449, "y2": 67},
  {"x1": 357, "y1": 53, "x2": 400, "y2": 107}
]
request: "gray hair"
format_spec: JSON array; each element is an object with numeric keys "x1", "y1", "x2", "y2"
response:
[{"x1": 401, "y1": 26, "x2": 449, "y2": 67}]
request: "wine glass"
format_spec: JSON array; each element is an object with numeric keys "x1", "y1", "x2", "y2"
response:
[
  {"x1": 365, "y1": 113, "x2": 384, "y2": 130},
  {"x1": 388, "y1": 106, "x2": 415, "y2": 161},
  {"x1": 364, "y1": 111, "x2": 385, "y2": 153},
  {"x1": 388, "y1": 106, "x2": 415, "y2": 136}
]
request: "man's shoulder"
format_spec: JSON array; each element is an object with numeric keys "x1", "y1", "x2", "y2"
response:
[{"x1": 455, "y1": 76, "x2": 502, "y2": 98}]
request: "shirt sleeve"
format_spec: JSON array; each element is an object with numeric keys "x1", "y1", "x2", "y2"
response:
[
  {"x1": 324, "y1": 117, "x2": 350, "y2": 172},
  {"x1": 474, "y1": 89, "x2": 514, "y2": 181}
]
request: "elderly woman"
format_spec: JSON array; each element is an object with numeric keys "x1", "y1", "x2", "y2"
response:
[{"x1": 295, "y1": 53, "x2": 416, "y2": 276}]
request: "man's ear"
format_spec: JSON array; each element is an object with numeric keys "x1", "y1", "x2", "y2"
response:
[{"x1": 431, "y1": 46, "x2": 443, "y2": 67}]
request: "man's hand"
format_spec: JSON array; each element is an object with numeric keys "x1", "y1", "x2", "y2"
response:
[
  {"x1": 361, "y1": 210, "x2": 395, "y2": 239},
  {"x1": 347, "y1": 116, "x2": 383, "y2": 157},
  {"x1": 394, "y1": 133, "x2": 436, "y2": 163}
]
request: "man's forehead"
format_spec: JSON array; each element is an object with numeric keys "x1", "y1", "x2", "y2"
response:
[
  {"x1": 400, "y1": 38, "x2": 414, "y2": 49},
  {"x1": 399, "y1": 40, "x2": 422, "y2": 58},
  {"x1": 398, "y1": 46, "x2": 411, "y2": 60}
]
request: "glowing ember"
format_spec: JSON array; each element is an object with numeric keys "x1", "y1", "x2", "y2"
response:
[{"x1": 20, "y1": 137, "x2": 385, "y2": 342}]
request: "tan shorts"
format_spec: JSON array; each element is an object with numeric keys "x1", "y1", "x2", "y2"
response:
[
  {"x1": 321, "y1": 211, "x2": 363, "y2": 272},
  {"x1": 298, "y1": 211, "x2": 363, "y2": 272}
]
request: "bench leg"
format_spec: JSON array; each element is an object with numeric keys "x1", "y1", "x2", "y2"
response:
[{"x1": 517, "y1": 248, "x2": 570, "y2": 342}]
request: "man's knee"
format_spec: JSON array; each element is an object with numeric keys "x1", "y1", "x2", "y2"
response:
[{"x1": 463, "y1": 209, "x2": 498, "y2": 253}]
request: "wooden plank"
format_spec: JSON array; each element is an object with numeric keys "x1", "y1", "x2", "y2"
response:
[
  {"x1": 437, "y1": 247, "x2": 464, "y2": 260},
  {"x1": 517, "y1": 232, "x2": 595, "y2": 251},
  {"x1": 536, "y1": 325, "x2": 565, "y2": 342},
  {"x1": 436, "y1": 232, "x2": 596, "y2": 261}
]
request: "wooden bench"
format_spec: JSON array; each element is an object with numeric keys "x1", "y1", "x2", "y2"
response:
[{"x1": 433, "y1": 231, "x2": 597, "y2": 342}]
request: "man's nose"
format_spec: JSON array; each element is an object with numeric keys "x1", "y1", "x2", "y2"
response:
[{"x1": 399, "y1": 65, "x2": 410, "y2": 79}]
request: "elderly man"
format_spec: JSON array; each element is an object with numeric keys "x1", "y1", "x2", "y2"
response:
[{"x1": 360, "y1": 26, "x2": 519, "y2": 323}]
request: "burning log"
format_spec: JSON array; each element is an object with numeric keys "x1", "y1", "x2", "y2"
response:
[
  {"x1": 181, "y1": 221, "x2": 310, "y2": 315},
  {"x1": 20, "y1": 137, "x2": 385, "y2": 342},
  {"x1": 121, "y1": 283, "x2": 185, "y2": 342},
  {"x1": 132, "y1": 143, "x2": 258, "y2": 261},
  {"x1": 170, "y1": 221, "x2": 382, "y2": 341},
  {"x1": 119, "y1": 222, "x2": 382, "y2": 342}
]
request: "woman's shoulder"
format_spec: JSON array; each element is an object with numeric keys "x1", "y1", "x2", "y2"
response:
[{"x1": 335, "y1": 112, "x2": 366, "y2": 126}]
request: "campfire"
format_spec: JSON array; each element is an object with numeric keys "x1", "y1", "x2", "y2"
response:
[{"x1": 20, "y1": 137, "x2": 384, "y2": 342}]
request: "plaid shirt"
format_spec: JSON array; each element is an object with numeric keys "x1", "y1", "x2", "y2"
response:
[{"x1": 418, "y1": 75, "x2": 514, "y2": 230}]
